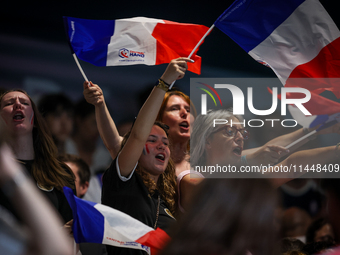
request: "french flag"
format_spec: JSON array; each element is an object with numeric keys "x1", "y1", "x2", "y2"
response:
[
  {"x1": 214, "y1": 0, "x2": 340, "y2": 98},
  {"x1": 63, "y1": 16, "x2": 209, "y2": 74},
  {"x1": 63, "y1": 187, "x2": 170, "y2": 255},
  {"x1": 287, "y1": 91, "x2": 340, "y2": 130}
]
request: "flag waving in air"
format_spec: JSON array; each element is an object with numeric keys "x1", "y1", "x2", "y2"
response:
[
  {"x1": 287, "y1": 91, "x2": 340, "y2": 131},
  {"x1": 63, "y1": 187, "x2": 170, "y2": 255},
  {"x1": 63, "y1": 16, "x2": 209, "y2": 74},
  {"x1": 214, "y1": 0, "x2": 340, "y2": 98}
]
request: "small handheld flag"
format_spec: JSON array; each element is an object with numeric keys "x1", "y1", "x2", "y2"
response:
[
  {"x1": 63, "y1": 187, "x2": 170, "y2": 255},
  {"x1": 63, "y1": 16, "x2": 209, "y2": 75}
]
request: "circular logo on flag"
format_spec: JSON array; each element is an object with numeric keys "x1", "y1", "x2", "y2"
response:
[{"x1": 119, "y1": 48, "x2": 129, "y2": 58}]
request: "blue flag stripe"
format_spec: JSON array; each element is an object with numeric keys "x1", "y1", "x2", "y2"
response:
[
  {"x1": 214, "y1": 0, "x2": 305, "y2": 52},
  {"x1": 63, "y1": 187, "x2": 105, "y2": 244},
  {"x1": 63, "y1": 17, "x2": 115, "y2": 66}
]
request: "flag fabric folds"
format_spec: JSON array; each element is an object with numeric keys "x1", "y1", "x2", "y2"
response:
[
  {"x1": 63, "y1": 16, "x2": 209, "y2": 74},
  {"x1": 287, "y1": 91, "x2": 340, "y2": 129},
  {"x1": 63, "y1": 187, "x2": 170, "y2": 255},
  {"x1": 214, "y1": 0, "x2": 340, "y2": 98}
]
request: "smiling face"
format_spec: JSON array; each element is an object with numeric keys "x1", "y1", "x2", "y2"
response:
[
  {"x1": 138, "y1": 125, "x2": 171, "y2": 178},
  {"x1": 161, "y1": 95, "x2": 190, "y2": 143},
  {"x1": 205, "y1": 117, "x2": 245, "y2": 166},
  {"x1": 0, "y1": 91, "x2": 35, "y2": 136}
]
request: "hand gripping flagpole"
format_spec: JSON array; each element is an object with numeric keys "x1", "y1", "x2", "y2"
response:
[
  {"x1": 285, "y1": 130, "x2": 317, "y2": 149},
  {"x1": 72, "y1": 24, "x2": 214, "y2": 88},
  {"x1": 169, "y1": 24, "x2": 215, "y2": 90},
  {"x1": 285, "y1": 112, "x2": 340, "y2": 149}
]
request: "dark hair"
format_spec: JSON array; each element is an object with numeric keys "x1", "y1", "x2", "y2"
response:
[
  {"x1": 0, "y1": 117, "x2": 8, "y2": 146},
  {"x1": 74, "y1": 98, "x2": 95, "y2": 119},
  {"x1": 160, "y1": 178, "x2": 278, "y2": 255},
  {"x1": 321, "y1": 179, "x2": 340, "y2": 200},
  {"x1": 306, "y1": 218, "x2": 333, "y2": 244},
  {"x1": 58, "y1": 154, "x2": 91, "y2": 185},
  {"x1": 120, "y1": 121, "x2": 177, "y2": 215},
  {"x1": 302, "y1": 240, "x2": 335, "y2": 255},
  {"x1": 38, "y1": 93, "x2": 74, "y2": 118},
  {"x1": 0, "y1": 89, "x2": 75, "y2": 191}
]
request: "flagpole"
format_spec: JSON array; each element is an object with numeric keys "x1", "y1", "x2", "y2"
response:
[
  {"x1": 169, "y1": 24, "x2": 215, "y2": 90},
  {"x1": 285, "y1": 130, "x2": 317, "y2": 149},
  {"x1": 72, "y1": 53, "x2": 89, "y2": 82}
]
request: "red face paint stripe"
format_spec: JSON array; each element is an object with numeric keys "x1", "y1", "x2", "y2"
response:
[{"x1": 30, "y1": 112, "x2": 34, "y2": 125}]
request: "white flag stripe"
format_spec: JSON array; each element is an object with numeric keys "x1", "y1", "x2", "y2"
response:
[
  {"x1": 288, "y1": 105, "x2": 318, "y2": 128},
  {"x1": 107, "y1": 17, "x2": 163, "y2": 66},
  {"x1": 94, "y1": 203, "x2": 153, "y2": 242}
]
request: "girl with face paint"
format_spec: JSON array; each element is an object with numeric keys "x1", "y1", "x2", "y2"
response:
[{"x1": 86, "y1": 58, "x2": 192, "y2": 255}]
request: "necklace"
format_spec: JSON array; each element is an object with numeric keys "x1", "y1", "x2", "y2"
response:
[{"x1": 153, "y1": 194, "x2": 160, "y2": 229}]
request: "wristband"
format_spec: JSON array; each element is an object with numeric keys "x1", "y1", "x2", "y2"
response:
[
  {"x1": 1, "y1": 171, "x2": 27, "y2": 197},
  {"x1": 156, "y1": 79, "x2": 170, "y2": 92}
]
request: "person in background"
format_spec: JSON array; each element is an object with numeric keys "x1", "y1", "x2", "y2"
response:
[
  {"x1": 0, "y1": 117, "x2": 73, "y2": 255},
  {"x1": 66, "y1": 98, "x2": 111, "y2": 174},
  {"x1": 58, "y1": 153, "x2": 107, "y2": 255},
  {"x1": 318, "y1": 178, "x2": 340, "y2": 255},
  {"x1": 160, "y1": 178, "x2": 279, "y2": 255},
  {"x1": 59, "y1": 153, "x2": 102, "y2": 204},
  {"x1": 38, "y1": 93, "x2": 74, "y2": 155},
  {"x1": 58, "y1": 154, "x2": 90, "y2": 199},
  {"x1": 281, "y1": 207, "x2": 312, "y2": 243},
  {"x1": 306, "y1": 218, "x2": 335, "y2": 244}
]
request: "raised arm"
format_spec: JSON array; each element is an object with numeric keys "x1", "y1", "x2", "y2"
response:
[
  {"x1": 119, "y1": 58, "x2": 192, "y2": 177},
  {"x1": 270, "y1": 144, "x2": 339, "y2": 187},
  {"x1": 83, "y1": 82, "x2": 123, "y2": 159},
  {"x1": 243, "y1": 123, "x2": 340, "y2": 166}
]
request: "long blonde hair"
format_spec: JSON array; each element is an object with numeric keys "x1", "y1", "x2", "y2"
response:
[{"x1": 0, "y1": 89, "x2": 75, "y2": 191}]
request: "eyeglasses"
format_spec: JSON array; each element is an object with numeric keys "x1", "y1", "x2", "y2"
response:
[{"x1": 211, "y1": 125, "x2": 250, "y2": 140}]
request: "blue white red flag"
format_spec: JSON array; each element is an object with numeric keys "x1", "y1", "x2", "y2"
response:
[
  {"x1": 214, "y1": 0, "x2": 340, "y2": 98},
  {"x1": 63, "y1": 187, "x2": 170, "y2": 255},
  {"x1": 63, "y1": 16, "x2": 209, "y2": 74}
]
